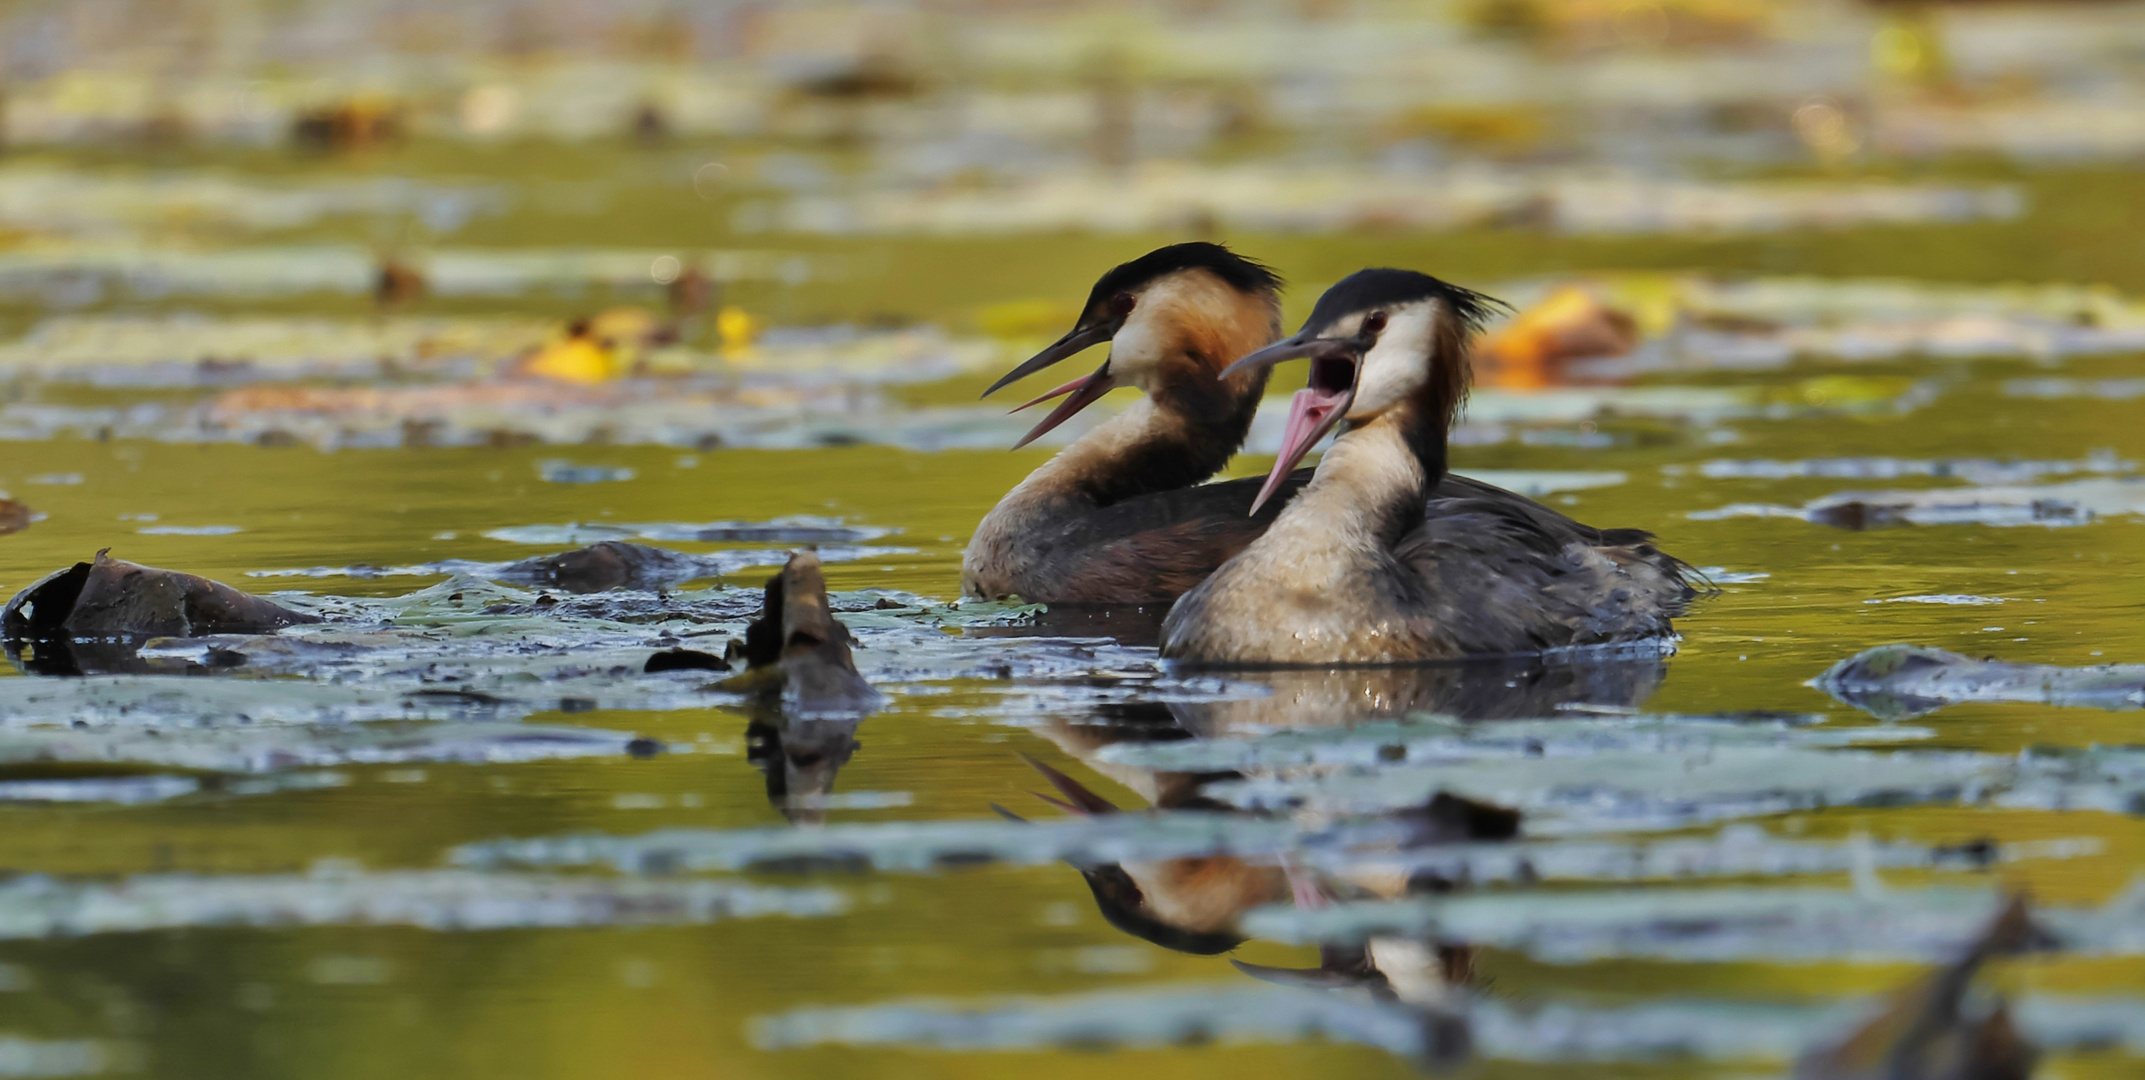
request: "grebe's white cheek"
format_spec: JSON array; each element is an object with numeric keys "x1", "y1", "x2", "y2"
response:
[
  {"x1": 1345, "y1": 305, "x2": 1437, "y2": 419},
  {"x1": 1107, "y1": 308, "x2": 1165, "y2": 389},
  {"x1": 1347, "y1": 344, "x2": 1415, "y2": 418}
]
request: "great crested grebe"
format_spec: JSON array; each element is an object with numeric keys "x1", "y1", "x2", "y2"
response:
[
  {"x1": 1161, "y1": 268, "x2": 1697, "y2": 666},
  {"x1": 961, "y1": 243, "x2": 1292, "y2": 604}
]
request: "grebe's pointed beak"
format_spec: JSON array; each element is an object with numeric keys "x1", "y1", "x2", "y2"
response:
[
  {"x1": 1008, "y1": 372, "x2": 1093, "y2": 413},
  {"x1": 1217, "y1": 330, "x2": 1347, "y2": 381},
  {"x1": 982, "y1": 319, "x2": 1118, "y2": 399},
  {"x1": 1225, "y1": 334, "x2": 1364, "y2": 515},
  {"x1": 1010, "y1": 360, "x2": 1117, "y2": 450}
]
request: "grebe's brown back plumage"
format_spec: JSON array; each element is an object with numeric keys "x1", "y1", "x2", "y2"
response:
[{"x1": 1161, "y1": 268, "x2": 1698, "y2": 665}]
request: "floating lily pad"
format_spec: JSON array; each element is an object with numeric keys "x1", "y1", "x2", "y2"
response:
[
  {"x1": 0, "y1": 869, "x2": 846, "y2": 938},
  {"x1": 1814, "y1": 645, "x2": 2145, "y2": 720}
]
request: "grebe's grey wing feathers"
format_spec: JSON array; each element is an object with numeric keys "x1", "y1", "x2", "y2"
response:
[
  {"x1": 1394, "y1": 491, "x2": 1692, "y2": 655},
  {"x1": 1428, "y1": 474, "x2": 1703, "y2": 600}
]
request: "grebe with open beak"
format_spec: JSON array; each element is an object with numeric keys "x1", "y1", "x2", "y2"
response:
[
  {"x1": 962, "y1": 243, "x2": 1292, "y2": 604},
  {"x1": 1161, "y1": 269, "x2": 1698, "y2": 666}
]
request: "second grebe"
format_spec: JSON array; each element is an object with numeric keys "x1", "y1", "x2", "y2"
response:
[{"x1": 1161, "y1": 268, "x2": 1697, "y2": 666}]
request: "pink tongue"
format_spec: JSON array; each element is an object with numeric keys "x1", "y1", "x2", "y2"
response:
[
  {"x1": 1009, "y1": 373, "x2": 1093, "y2": 414},
  {"x1": 1281, "y1": 387, "x2": 1346, "y2": 454},
  {"x1": 1250, "y1": 386, "x2": 1349, "y2": 514}
]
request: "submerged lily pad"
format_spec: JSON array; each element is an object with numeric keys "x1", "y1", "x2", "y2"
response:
[
  {"x1": 1694, "y1": 477, "x2": 2145, "y2": 529},
  {"x1": 455, "y1": 813, "x2": 1323, "y2": 876},
  {"x1": 0, "y1": 721, "x2": 645, "y2": 774},
  {"x1": 1241, "y1": 882, "x2": 2145, "y2": 962},
  {"x1": 1814, "y1": 645, "x2": 2145, "y2": 720},
  {"x1": 0, "y1": 869, "x2": 846, "y2": 938},
  {"x1": 1205, "y1": 746, "x2": 1998, "y2": 832},
  {"x1": 754, "y1": 982, "x2": 2145, "y2": 1065},
  {"x1": 482, "y1": 516, "x2": 894, "y2": 546},
  {"x1": 753, "y1": 982, "x2": 1451, "y2": 1062},
  {"x1": 1694, "y1": 452, "x2": 2131, "y2": 485},
  {"x1": 1093, "y1": 711, "x2": 1908, "y2": 773}
]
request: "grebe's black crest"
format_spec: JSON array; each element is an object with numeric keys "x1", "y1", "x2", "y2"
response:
[
  {"x1": 1083, "y1": 242, "x2": 1282, "y2": 311},
  {"x1": 1299, "y1": 268, "x2": 1505, "y2": 336}
]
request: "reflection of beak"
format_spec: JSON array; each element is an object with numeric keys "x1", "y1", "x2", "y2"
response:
[
  {"x1": 1222, "y1": 333, "x2": 1364, "y2": 515},
  {"x1": 1009, "y1": 361, "x2": 1117, "y2": 450},
  {"x1": 982, "y1": 320, "x2": 1118, "y2": 399}
]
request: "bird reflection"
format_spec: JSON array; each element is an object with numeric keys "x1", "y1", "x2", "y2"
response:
[
  {"x1": 1000, "y1": 751, "x2": 1495, "y2": 1067},
  {"x1": 997, "y1": 646, "x2": 1666, "y2": 1067}
]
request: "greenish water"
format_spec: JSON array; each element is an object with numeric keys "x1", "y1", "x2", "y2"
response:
[{"x1": 0, "y1": 147, "x2": 2142, "y2": 1079}]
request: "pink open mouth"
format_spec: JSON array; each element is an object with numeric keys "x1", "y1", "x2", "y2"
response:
[
  {"x1": 1008, "y1": 362, "x2": 1117, "y2": 450},
  {"x1": 1250, "y1": 354, "x2": 1357, "y2": 514}
]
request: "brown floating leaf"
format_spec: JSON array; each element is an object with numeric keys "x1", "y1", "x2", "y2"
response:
[
  {"x1": 4, "y1": 549, "x2": 321, "y2": 642},
  {"x1": 0, "y1": 499, "x2": 32, "y2": 535}
]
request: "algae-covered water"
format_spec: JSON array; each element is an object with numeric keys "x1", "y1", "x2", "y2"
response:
[{"x1": 0, "y1": 136, "x2": 2143, "y2": 1080}]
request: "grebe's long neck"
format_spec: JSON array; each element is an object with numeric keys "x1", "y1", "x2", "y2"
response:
[
  {"x1": 1259, "y1": 400, "x2": 1444, "y2": 571},
  {"x1": 961, "y1": 376, "x2": 1264, "y2": 598}
]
